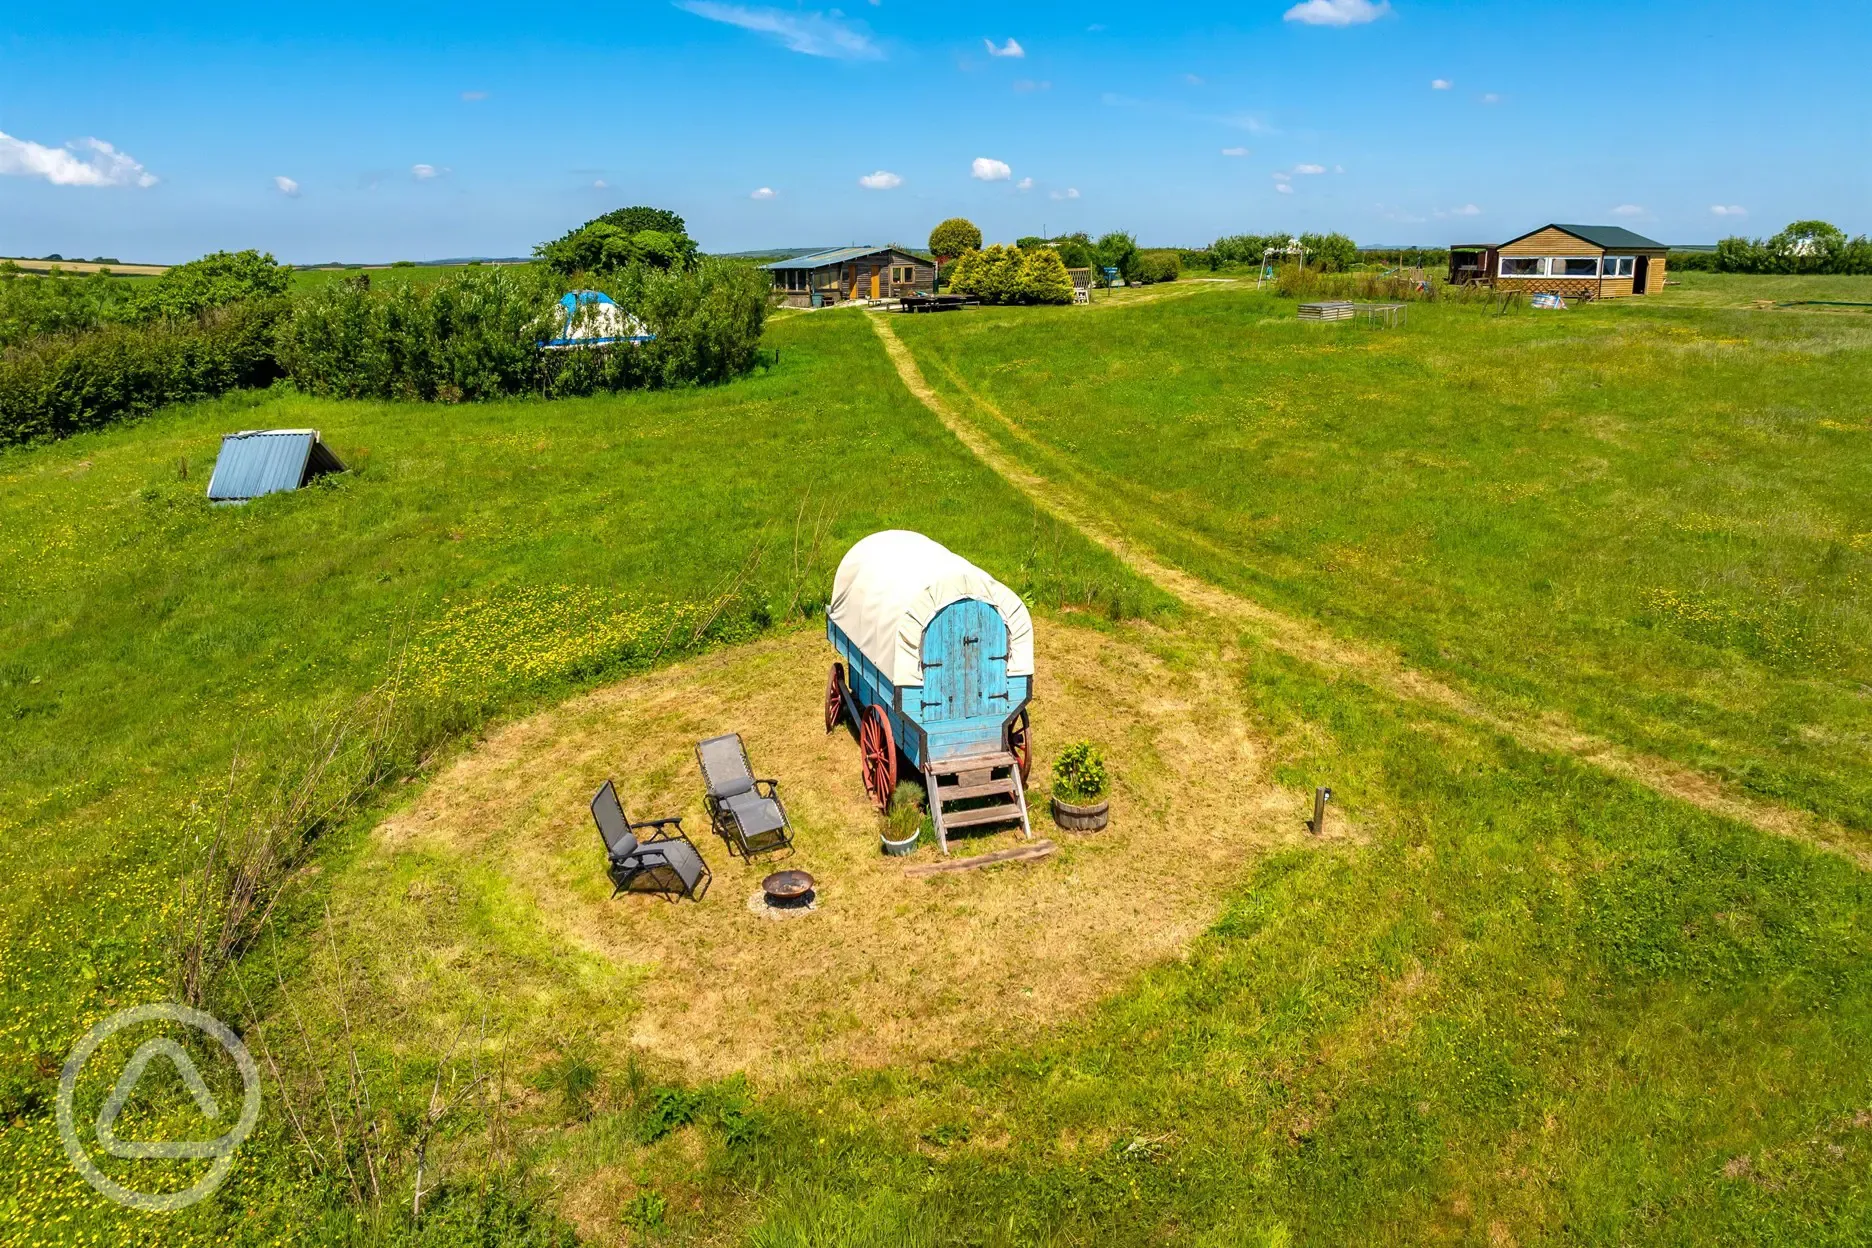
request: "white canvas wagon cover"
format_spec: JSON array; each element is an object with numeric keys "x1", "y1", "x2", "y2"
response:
[{"x1": 829, "y1": 531, "x2": 1034, "y2": 688}]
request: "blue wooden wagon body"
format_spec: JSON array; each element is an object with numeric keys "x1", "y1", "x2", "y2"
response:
[
  {"x1": 828, "y1": 599, "x2": 1031, "y2": 775},
  {"x1": 824, "y1": 531, "x2": 1036, "y2": 851}
]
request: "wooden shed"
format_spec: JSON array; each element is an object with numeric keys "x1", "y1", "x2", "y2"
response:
[
  {"x1": 760, "y1": 245, "x2": 937, "y2": 309},
  {"x1": 1449, "y1": 224, "x2": 1668, "y2": 298}
]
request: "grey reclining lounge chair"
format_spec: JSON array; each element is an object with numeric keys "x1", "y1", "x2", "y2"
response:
[
  {"x1": 590, "y1": 780, "x2": 711, "y2": 901},
  {"x1": 696, "y1": 733, "x2": 793, "y2": 858}
]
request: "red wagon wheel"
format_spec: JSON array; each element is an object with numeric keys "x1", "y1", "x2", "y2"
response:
[
  {"x1": 859, "y1": 705, "x2": 897, "y2": 812},
  {"x1": 824, "y1": 663, "x2": 847, "y2": 733},
  {"x1": 1007, "y1": 706, "x2": 1032, "y2": 783}
]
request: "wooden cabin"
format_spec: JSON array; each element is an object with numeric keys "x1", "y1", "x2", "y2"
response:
[
  {"x1": 1448, "y1": 224, "x2": 1668, "y2": 298},
  {"x1": 760, "y1": 245, "x2": 937, "y2": 309}
]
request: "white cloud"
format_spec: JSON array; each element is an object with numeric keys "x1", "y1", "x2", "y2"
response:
[
  {"x1": 1283, "y1": 0, "x2": 1390, "y2": 27},
  {"x1": 594, "y1": 179, "x2": 608, "y2": 189},
  {"x1": 751, "y1": 186, "x2": 777, "y2": 200},
  {"x1": 677, "y1": 1, "x2": 883, "y2": 60},
  {"x1": 1012, "y1": 78, "x2": 1051, "y2": 92},
  {"x1": 1221, "y1": 146, "x2": 1250, "y2": 157},
  {"x1": 1711, "y1": 204, "x2": 1747, "y2": 217},
  {"x1": 1449, "y1": 203, "x2": 1481, "y2": 216},
  {"x1": 1275, "y1": 182, "x2": 1294, "y2": 194},
  {"x1": 1271, "y1": 171, "x2": 1291, "y2": 182},
  {"x1": 1431, "y1": 78, "x2": 1452, "y2": 90},
  {"x1": 1480, "y1": 92, "x2": 1501, "y2": 104},
  {"x1": 274, "y1": 175, "x2": 301, "y2": 198},
  {"x1": 1016, "y1": 176, "x2": 1034, "y2": 191},
  {"x1": 411, "y1": 163, "x2": 444, "y2": 180},
  {"x1": 1183, "y1": 73, "x2": 1205, "y2": 85},
  {"x1": 461, "y1": 90, "x2": 489, "y2": 102},
  {"x1": 1610, "y1": 203, "x2": 1648, "y2": 218},
  {"x1": 858, "y1": 170, "x2": 903, "y2": 190},
  {"x1": 1049, "y1": 187, "x2": 1080, "y2": 200},
  {"x1": 0, "y1": 131, "x2": 157, "y2": 188},
  {"x1": 984, "y1": 37, "x2": 1025, "y2": 58},
  {"x1": 971, "y1": 157, "x2": 1012, "y2": 182},
  {"x1": 1293, "y1": 163, "x2": 1326, "y2": 175}
]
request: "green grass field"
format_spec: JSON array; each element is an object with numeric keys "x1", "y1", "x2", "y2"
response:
[
  {"x1": 895, "y1": 277, "x2": 1872, "y2": 833},
  {"x1": 3, "y1": 275, "x2": 1870, "y2": 1246}
]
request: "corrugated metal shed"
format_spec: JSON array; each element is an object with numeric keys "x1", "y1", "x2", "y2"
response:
[
  {"x1": 759, "y1": 245, "x2": 932, "y2": 271},
  {"x1": 206, "y1": 429, "x2": 347, "y2": 503}
]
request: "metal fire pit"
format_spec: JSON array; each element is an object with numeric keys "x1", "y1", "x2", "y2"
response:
[{"x1": 761, "y1": 870, "x2": 815, "y2": 910}]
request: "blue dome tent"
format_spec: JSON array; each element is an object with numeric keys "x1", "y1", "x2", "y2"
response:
[{"x1": 543, "y1": 290, "x2": 653, "y2": 350}]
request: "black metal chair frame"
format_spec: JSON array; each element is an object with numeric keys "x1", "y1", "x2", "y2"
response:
[
  {"x1": 590, "y1": 780, "x2": 711, "y2": 902},
  {"x1": 695, "y1": 734, "x2": 795, "y2": 860}
]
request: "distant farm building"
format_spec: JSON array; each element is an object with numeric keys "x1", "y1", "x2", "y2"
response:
[
  {"x1": 206, "y1": 429, "x2": 346, "y2": 503},
  {"x1": 760, "y1": 246, "x2": 936, "y2": 308},
  {"x1": 1449, "y1": 225, "x2": 1669, "y2": 298}
]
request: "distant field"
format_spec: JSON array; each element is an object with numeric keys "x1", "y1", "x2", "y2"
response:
[
  {"x1": 0, "y1": 257, "x2": 166, "y2": 276},
  {"x1": 286, "y1": 259, "x2": 537, "y2": 291}
]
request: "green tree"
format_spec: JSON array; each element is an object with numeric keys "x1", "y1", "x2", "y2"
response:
[
  {"x1": 536, "y1": 208, "x2": 698, "y2": 277},
  {"x1": 135, "y1": 250, "x2": 290, "y2": 321},
  {"x1": 1019, "y1": 248, "x2": 1075, "y2": 304},
  {"x1": 928, "y1": 218, "x2": 983, "y2": 260},
  {"x1": 1766, "y1": 220, "x2": 1847, "y2": 274},
  {"x1": 1094, "y1": 231, "x2": 1140, "y2": 284},
  {"x1": 1299, "y1": 231, "x2": 1358, "y2": 273}
]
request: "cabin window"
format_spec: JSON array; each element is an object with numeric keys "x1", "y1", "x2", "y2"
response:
[
  {"x1": 1499, "y1": 256, "x2": 1546, "y2": 277},
  {"x1": 1602, "y1": 255, "x2": 1635, "y2": 278},
  {"x1": 892, "y1": 265, "x2": 916, "y2": 283},
  {"x1": 1556, "y1": 257, "x2": 1599, "y2": 277}
]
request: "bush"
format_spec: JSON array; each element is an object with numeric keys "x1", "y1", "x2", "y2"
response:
[
  {"x1": 0, "y1": 250, "x2": 290, "y2": 350},
  {"x1": 279, "y1": 259, "x2": 769, "y2": 401},
  {"x1": 0, "y1": 298, "x2": 285, "y2": 447},
  {"x1": 1134, "y1": 251, "x2": 1180, "y2": 284},
  {"x1": 1668, "y1": 250, "x2": 1720, "y2": 272},
  {"x1": 946, "y1": 245, "x2": 1074, "y2": 305},
  {"x1": 137, "y1": 250, "x2": 290, "y2": 320},
  {"x1": 1300, "y1": 231, "x2": 1358, "y2": 273},
  {"x1": 928, "y1": 217, "x2": 983, "y2": 261},
  {"x1": 1052, "y1": 741, "x2": 1108, "y2": 804},
  {"x1": 1711, "y1": 220, "x2": 1872, "y2": 275}
]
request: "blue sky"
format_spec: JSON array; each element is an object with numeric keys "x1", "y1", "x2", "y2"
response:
[{"x1": 1, "y1": 0, "x2": 1865, "y2": 262}]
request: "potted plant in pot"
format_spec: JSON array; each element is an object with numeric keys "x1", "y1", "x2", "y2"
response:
[
  {"x1": 880, "y1": 781, "x2": 925, "y2": 856},
  {"x1": 1050, "y1": 741, "x2": 1110, "y2": 832}
]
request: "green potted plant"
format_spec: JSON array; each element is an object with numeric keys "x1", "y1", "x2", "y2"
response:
[
  {"x1": 880, "y1": 780, "x2": 925, "y2": 856},
  {"x1": 1050, "y1": 741, "x2": 1109, "y2": 832}
]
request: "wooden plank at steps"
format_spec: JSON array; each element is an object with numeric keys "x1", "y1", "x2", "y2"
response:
[
  {"x1": 941, "y1": 803, "x2": 1026, "y2": 830},
  {"x1": 929, "y1": 752, "x2": 1016, "y2": 775},
  {"x1": 904, "y1": 839, "x2": 1056, "y2": 877},
  {"x1": 935, "y1": 779, "x2": 1020, "y2": 802}
]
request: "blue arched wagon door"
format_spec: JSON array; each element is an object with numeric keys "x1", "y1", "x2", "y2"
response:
[{"x1": 919, "y1": 599, "x2": 1011, "y2": 762}]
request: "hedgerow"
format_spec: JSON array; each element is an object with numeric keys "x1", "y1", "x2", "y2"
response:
[{"x1": 0, "y1": 299, "x2": 285, "y2": 447}]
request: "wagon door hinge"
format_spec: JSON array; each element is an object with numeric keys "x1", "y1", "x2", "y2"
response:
[
  {"x1": 962, "y1": 636, "x2": 980, "y2": 645},
  {"x1": 987, "y1": 692, "x2": 1010, "y2": 702},
  {"x1": 989, "y1": 652, "x2": 1009, "y2": 662},
  {"x1": 920, "y1": 661, "x2": 943, "y2": 669},
  {"x1": 920, "y1": 699, "x2": 944, "y2": 709}
]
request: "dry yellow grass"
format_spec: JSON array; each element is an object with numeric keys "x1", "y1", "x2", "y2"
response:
[{"x1": 361, "y1": 618, "x2": 1331, "y2": 1084}]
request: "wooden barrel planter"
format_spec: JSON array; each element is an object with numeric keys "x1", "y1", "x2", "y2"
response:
[{"x1": 1051, "y1": 796, "x2": 1109, "y2": 833}]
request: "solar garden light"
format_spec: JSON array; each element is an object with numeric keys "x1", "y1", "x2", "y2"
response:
[{"x1": 1309, "y1": 786, "x2": 1332, "y2": 836}]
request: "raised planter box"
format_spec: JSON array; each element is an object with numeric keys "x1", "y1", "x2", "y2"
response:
[{"x1": 1051, "y1": 796, "x2": 1109, "y2": 833}]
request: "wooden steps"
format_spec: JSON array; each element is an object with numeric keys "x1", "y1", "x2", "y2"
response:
[{"x1": 924, "y1": 751, "x2": 1032, "y2": 855}]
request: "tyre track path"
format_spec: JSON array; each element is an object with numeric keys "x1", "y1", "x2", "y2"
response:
[{"x1": 868, "y1": 311, "x2": 1870, "y2": 867}]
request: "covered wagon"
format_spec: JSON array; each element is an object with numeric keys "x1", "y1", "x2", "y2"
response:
[{"x1": 824, "y1": 531, "x2": 1035, "y2": 853}]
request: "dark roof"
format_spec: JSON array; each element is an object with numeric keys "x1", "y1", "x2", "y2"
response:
[
  {"x1": 1502, "y1": 223, "x2": 1667, "y2": 251},
  {"x1": 206, "y1": 429, "x2": 346, "y2": 502},
  {"x1": 759, "y1": 245, "x2": 932, "y2": 271}
]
